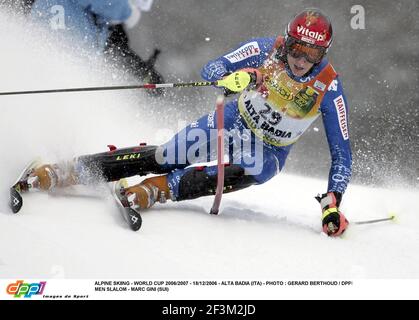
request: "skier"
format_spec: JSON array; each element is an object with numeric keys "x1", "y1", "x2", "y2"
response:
[
  {"x1": 30, "y1": 0, "x2": 164, "y2": 94},
  {"x1": 13, "y1": 8, "x2": 352, "y2": 237}
]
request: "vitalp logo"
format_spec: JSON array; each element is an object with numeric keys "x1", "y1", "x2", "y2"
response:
[
  {"x1": 296, "y1": 25, "x2": 325, "y2": 42},
  {"x1": 6, "y1": 280, "x2": 46, "y2": 298}
]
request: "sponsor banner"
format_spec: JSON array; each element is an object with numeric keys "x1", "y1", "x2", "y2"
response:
[
  {"x1": 313, "y1": 80, "x2": 326, "y2": 92},
  {"x1": 1, "y1": 279, "x2": 418, "y2": 300},
  {"x1": 333, "y1": 95, "x2": 349, "y2": 140},
  {"x1": 224, "y1": 41, "x2": 260, "y2": 63},
  {"x1": 328, "y1": 79, "x2": 338, "y2": 91}
]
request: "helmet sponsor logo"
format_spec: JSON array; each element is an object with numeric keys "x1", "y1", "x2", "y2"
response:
[
  {"x1": 296, "y1": 25, "x2": 326, "y2": 42},
  {"x1": 333, "y1": 95, "x2": 349, "y2": 140},
  {"x1": 305, "y1": 11, "x2": 319, "y2": 27},
  {"x1": 224, "y1": 41, "x2": 260, "y2": 63},
  {"x1": 300, "y1": 36, "x2": 315, "y2": 44}
]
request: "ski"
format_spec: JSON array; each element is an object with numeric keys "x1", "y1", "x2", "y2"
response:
[
  {"x1": 9, "y1": 159, "x2": 42, "y2": 214},
  {"x1": 112, "y1": 179, "x2": 142, "y2": 231},
  {"x1": 210, "y1": 95, "x2": 225, "y2": 215}
]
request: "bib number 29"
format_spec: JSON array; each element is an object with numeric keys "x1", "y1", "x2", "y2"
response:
[{"x1": 259, "y1": 103, "x2": 281, "y2": 126}]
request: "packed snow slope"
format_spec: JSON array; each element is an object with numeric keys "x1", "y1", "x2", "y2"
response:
[{"x1": 0, "y1": 11, "x2": 418, "y2": 280}]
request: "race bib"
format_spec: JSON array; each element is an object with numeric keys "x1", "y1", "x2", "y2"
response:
[{"x1": 239, "y1": 92, "x2": 320, "y2": 146}]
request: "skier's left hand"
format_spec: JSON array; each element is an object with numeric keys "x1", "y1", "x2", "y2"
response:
[
  {"x1": 316, "y1": 192, "x2": 349, "y2": 237},
  {"x1": 221, "y1": 68, "x2": 264, "y2": 96}
]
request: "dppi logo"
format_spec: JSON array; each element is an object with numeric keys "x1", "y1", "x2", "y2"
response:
[{"x1": 6, "y1": 280, "x2": 46, "y2": 298}]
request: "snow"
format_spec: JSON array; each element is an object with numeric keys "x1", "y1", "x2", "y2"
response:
[
  {"x1": 1, "y1": 174, "x2": 418, "y2": 280},
  {"x1": 1, "y1": 10, "x2": 419, "y2": 285}
]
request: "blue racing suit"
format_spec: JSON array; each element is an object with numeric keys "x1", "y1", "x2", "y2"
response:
[{"x1": 163, "y1": 37, "x2": 352, "y2": 200}]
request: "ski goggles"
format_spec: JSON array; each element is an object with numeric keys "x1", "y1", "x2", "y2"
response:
[{"x1": 285, "y1": 37, "x2": 326, "y2": 64}]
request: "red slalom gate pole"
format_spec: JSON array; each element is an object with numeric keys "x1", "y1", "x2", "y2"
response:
[{"x1": 210, "y1": 95, "x2": 225, "y2": 215}]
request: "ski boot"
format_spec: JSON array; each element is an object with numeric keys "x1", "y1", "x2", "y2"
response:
[
  {"x1": 113, "y1": 175, "x2": 170, "y2": 231},
  {"x1": 25, "y1": 163, "x2": 77, "y2": 191},
  {"x1": 125, "y1": 176, "x2": 171, "y2": 210},
  {"x1": 10, "y1": 161, "x2": 76, "y2": 213}
]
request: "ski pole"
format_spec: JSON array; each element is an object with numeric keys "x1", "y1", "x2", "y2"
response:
[
  {"x1": 353, "y1": 214, "x2": 396, "y2": 225},
  {"x1": 0, "y1": 71, "x2": 251, "y2": 97}
]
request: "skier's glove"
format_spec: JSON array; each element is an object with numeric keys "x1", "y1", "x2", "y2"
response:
[
  {"x1": 220, "y1": 72, "x2": 235, "y2": 97},
  {"x1": 221, "y1": 68, "x2": 264, "y2": 96},
  {"x1": 315, "y1": 192, "x2": 349, "y2": 237},
  {"x1": 240, "y1": 67, "x2": 264, "y2": 90}
]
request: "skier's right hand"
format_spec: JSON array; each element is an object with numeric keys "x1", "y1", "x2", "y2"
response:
[{"x1": 322, "y1": 207, "x2": 349, "y2": 237}]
